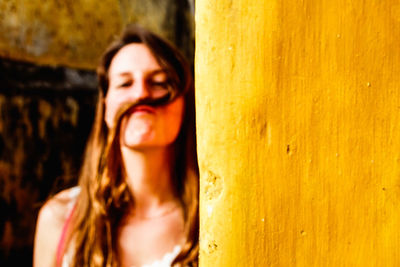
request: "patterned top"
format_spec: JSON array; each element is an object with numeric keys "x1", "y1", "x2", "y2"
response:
[{"x1": 134, "y1": 245, "x2": 181, "y2": 267}]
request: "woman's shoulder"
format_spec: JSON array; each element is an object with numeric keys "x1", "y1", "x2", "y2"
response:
[
  {"x1": 39, "y1": 186, "x2": 81, "y2": 223},
  {"x1": 33, "y1": 186, "x2": 80, "y2": 267}
]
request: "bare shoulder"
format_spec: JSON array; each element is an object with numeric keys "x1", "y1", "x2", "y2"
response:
[
  {"x1": 33, "y1": 186, "x2": 80, "y2": 267},
  {"x1": 39, "y1": 186, "x2": 80, "y2": 223}
]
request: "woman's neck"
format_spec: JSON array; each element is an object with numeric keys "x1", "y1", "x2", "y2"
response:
[{"x1": 120, "y1": 145, "x2": 179, "y2": 218}]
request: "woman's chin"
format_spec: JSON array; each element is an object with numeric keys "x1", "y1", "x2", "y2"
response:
[
  {"x1": 122, "y1": 131, "x2": 156, "y2": 149},
  {"x1": 121, "y1": 116, "x2": 155, "y2": 146}
]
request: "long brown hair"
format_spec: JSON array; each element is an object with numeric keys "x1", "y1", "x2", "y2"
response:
[{"x1": 61, "y1": 24, "x2": 198, "y2": 267}]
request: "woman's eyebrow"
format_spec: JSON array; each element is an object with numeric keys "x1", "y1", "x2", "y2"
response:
[
  {"x1": 110, "y1": 70, "x2": 166, "y2": 78},
  {"x1": 114, "y1": 72, "x2": 132, "y2": 77},
  {"x1": 108, "y1": 72, "x2": 131, "y2": 81}
]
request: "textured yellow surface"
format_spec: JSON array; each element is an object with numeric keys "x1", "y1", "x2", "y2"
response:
[{"x1": 196, "y1": 0, "x2": 400, "y2": 266}]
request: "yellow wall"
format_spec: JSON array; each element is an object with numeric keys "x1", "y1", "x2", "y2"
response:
[{"x1": 196, "y1": 0, "x2": 400, "y2": 266}]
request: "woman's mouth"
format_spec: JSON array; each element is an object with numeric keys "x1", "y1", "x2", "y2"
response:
[{"x1": 130, "y1": 105, "x2": 156, "y2": 114}]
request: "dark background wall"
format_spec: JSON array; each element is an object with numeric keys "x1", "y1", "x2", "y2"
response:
[
  {"x1": 0, "y1": 1, "x2": 194, "y2": 265},
  {"x1": 0, "y1": 60, "x2": 97, "y2": 265}
]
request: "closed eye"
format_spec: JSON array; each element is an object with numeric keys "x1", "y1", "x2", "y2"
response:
[
  {"x1": 118, "y1": 80, "x2": 132, "y2": 88},
  {"x1": 149, "y1": 81, "x2": 170, "y2": 89}
]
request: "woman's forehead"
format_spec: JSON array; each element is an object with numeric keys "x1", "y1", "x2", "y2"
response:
[{"x1": 108, "y1": 43, "x2": 162, "y2": 76}]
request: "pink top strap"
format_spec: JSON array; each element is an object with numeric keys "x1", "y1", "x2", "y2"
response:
[{"x1": 56, "y1": 203, "x2": 77, "y2": 267}]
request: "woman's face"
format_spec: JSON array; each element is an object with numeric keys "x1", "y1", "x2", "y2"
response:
[{"x1": 105, "y1": 43, "x2": 185, "y2": 149}]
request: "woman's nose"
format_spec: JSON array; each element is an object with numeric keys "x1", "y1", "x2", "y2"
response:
[{"x1": 132, "y1": 79, "x2": 151, "y2": 100}]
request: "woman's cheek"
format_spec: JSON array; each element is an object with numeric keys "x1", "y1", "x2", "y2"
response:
[
  {"x1": 105, "y1": 97, "x2": 123, "y2": 128},
  {"x1": 157, "y1": 97, "x2": 185, "y2": 144}
]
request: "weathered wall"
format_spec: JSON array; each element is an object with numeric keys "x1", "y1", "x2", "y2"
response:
[
  {"x1": 0, "y1": 0, "x2": 122, "y2": 69},
  {"x1": 0, "y1": 0, "x2": 194, "y2": 69},
  {"x1": 196, "y1": 0, "x2": 400, "y2": 266},
  {"x1": 0, "y1": 0, "x2": 194, "y2": 265}
]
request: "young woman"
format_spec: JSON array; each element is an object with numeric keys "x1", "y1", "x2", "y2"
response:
[{"x1": 34, "y1": 25, "x2": 198, "y2": 267}]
